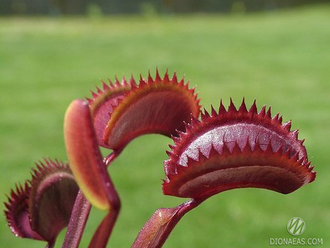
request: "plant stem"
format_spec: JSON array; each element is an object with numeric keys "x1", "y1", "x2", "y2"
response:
[
  {"x1": 62, "y1": 151, "x2": 119, "y2": 248},
  {"x1": 104, "y1": 152, "x2": 117, "y2": 167},
  {"x1": 88, "y1": 164, "x2": 121, "y2": 248},
  {"x1": 88, "y1": 204, "x2": 120, "y2": 248},
  {"x1": 62, "y1": 191, "x2": 91, "y2": 248},
  {"x1": 131, "y1": 198, "x2": 205, "y2": 248}
]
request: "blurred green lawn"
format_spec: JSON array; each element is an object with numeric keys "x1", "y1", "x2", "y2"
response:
[{"x1": 1, "y1": 5, "x2": 330, "y2": 248}]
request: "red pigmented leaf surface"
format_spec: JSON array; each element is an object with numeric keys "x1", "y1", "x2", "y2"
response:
[
  {"x1": 163, "y1": 99, "x2": 316, "y2": 199},
  {"x1": 4, "y1": 159, "x2": 79, "y2": 247},
  {"x1": 64, "y1": 99, "x2": 118, "y2": 210},
  {"x1": 87, "y1": 70, "x2": 201, "y2": 151},
  {"x1": 28, "y1": 159, "x2": 79, "y2": 243},
  {"x1": 87, "y1": 76, "x2": 133, "y2": 147},
  {"x1": 132, "y1": 199, "x2": 202, "y2": 248},
  {"x1": 4, "y1": 183, "x2": 43, "y2": 241},
  {"x1": 132, "y1": 207, "x2": 180, "y2": 248},
  {"x1": 64, "y1": 99, "x2": 121, "y2": 248}
]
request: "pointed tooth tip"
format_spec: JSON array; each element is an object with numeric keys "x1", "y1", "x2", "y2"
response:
[
  {"x1": 155, "y1": 68, "x2": 161, "y2": 81},
  {"x1": 282, "y1": 120, "x2": 292, "y2": 132},
  {"x1": 259, "y1": 105, "x2": 266, "y2": 116},
  {"x1": 278, "y1": 115, "x2": 283, "y2": 123},
  {"x1": 272, "y1": 113, "x2": 283, "y2": 124},
  {"x1": 179, "y1": 77, "x2": 186, "y2": 87},
  {"x1": 176, "y1": 129, "x2": 186, "y2": 135},
  {"x1": 165, "y1": 150, "x2": 172, "y2": 156},
  {"x1": 291, "y1": 129, "x2": 299, "y2": 139},
  {"x1": 229, "y1": 97, "x2": 234, "y2": 106},
  {"x1": 114, "y1": 75, "x2": 120, "y2": 83},
  {"x1": 210, "y1": 105, "x2": 217, "y2": 115},
  {"x1": 170, "y1": 132, "x2": 181, "y2": 143},
  {"x1": 90, "y1": 89, "x2": 98, "y2": 98},
  {"x1": 201, "y1": 108, "x2": 211, "y2": 119},
  {"x1": 139, "y1": 74, "x2": 146, "y2": 85},
  {"x1": 191, "y1": 115, "x2": 200, "y2": 124},
  {"x1": 189, "y1": 83, "x2": 196, "y2": 90},
  {"x1": 168, "y1": 144, "x2": 175, "y2": 150},
  {"x1": 163, "y1": 70, "x2": 170, "y2": 81},
  {"x1": 266, "y1": 106, "x2": 272, "y2": 118},
  {"x1": 102, "y1": 80, "x2": 110, "y2": 89},
  {"x1": 129, "y1": 73, "x2": 136, "y2": 83},
  {"x1": 171, "y1": 72, "x2": 178, "y2": 83},
  {"x1": 219, "y1": 99, "x2": 227, "y2": 113},
  {"x1": 147, "y1": 70, "x2": 153, "y2": 83},
  {"x1": 86, "y1": 97, "x2": 93, "y2": 103},
  {"x1": 182, "y1": 121, "x2": 191, "y2": 132},
  {"x1": 238, "y1": 98, "x2": 248, "y2": 112},
  {"x1": 108, "y1": 78, "x2": 114, "y2": 87},
  {"x1": 249, "y1": 99, "x2": 258, "y2": 114}
]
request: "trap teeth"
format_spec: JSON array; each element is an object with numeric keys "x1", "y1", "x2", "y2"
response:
[
  {"x1": 163, "y1": 100, "x2": 315, "y2": 199},
  {"x1": 101, "y1": 70, "x2": 201, "y2": 151}
]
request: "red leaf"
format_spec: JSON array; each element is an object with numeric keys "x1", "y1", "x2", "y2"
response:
[
  {"x1": 87, "y1": 70, "x2": 201, "y2": 151},
  {"x1": 163, "y1": 100, "x2": 316, "y2": 198}
]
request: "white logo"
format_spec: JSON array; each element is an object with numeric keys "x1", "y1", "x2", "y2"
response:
[
  {"x1": 270, "y1": 217, "x2": 323, "y2": 246},
  {"x1": 287, "y1": 217, "x2": 305, "y2": 236}
]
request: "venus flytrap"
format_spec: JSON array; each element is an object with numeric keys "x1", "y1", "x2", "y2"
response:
[
  {"x1": 4, "y1": 70, "x2": 316, "y2": 248},
  {"x1": 132, "y1": 99, "x2": 315, "y2": 248},
  {"x1": 4, "y1": 159, "x2": 79, "y2": 248},
  {"x1": 62, "y1": 70, "x2": 201, "y2": 248}
]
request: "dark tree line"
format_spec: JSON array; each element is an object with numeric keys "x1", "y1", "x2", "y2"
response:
[{"x1": 1, "y1": 0, "x2": 328, "y2": 16}]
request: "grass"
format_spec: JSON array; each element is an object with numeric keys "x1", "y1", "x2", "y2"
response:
[{"x1": 1, "y1": 5, "x2": 330, "y2": 248}]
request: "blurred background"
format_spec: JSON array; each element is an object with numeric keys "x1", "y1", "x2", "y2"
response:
[
  {"x1": 0, "y1": 0, "x2": 329, "y2": 15},
  {"x1": 1, "y1": 0, "x2": 329, "y2": 247}
]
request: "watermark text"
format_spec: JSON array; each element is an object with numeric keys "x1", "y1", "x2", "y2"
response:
[{"x1": 270, "y1": 238, "x2": 323, "y2": 246}]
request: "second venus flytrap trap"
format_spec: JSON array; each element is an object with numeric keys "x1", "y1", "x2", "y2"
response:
[{"x1": 4, "y1": 69, "x2": 316, "y2": 248}]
